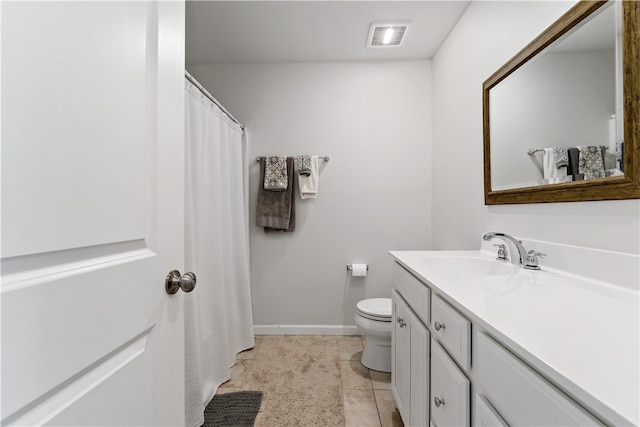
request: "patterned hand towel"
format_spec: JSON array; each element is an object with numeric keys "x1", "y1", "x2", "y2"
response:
[
  {"x1": 552, "y1": 146, "x2": 568, "y2": 168},
  {"x1": 256, "y1": 157, "x2": 295, "y2": 232},
  {"x1": 264, "y1": 155, "x2": 288, "y2": 191},
  {"x1": 578, "y1": 145, "x2": 605, "y2": 180},
  {"x1": 297, "y1": 155, "x2": 312, "y2": 176}
]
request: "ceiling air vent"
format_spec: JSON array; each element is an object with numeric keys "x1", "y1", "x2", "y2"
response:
[{"x1": 368, "y1": 21, "x2": 411, "y2": 48}]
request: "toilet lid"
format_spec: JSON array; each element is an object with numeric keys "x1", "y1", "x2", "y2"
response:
[{"x1": 356, "y1": 298, "x2": 392, "y2": 319}]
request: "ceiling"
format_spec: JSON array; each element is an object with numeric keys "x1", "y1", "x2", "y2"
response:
[{"x1": 185, "y1": 1, "x2": 471, "y2": 65}]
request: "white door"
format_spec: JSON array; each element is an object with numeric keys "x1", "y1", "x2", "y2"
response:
[{"x1": 1, "y1": 2, "x2": 186, "y2": 425}]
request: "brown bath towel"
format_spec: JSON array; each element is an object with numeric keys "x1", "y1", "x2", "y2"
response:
[{"x1": 256, "y1": 156, "x2": 295, "y2": 232}]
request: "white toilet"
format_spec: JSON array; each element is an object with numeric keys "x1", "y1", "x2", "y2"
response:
[{"x1": 354, "y1": 298, "x2": 392, "y2": 372}]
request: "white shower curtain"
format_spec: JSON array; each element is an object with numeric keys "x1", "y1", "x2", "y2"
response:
[{"x1": 184, "y1": 78, "x2": 254, "y2": 427}]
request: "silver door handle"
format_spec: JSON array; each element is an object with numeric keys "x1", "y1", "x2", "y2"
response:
[
  {"x1": 434, "y1": 396, "x2": 445, "y2": 407},
  {"x1": 165, "y1": 270, "x2": 197, "y2": 294},
  {"x1": 434, "y1": 321, "x2": 445, "y2": 331}
]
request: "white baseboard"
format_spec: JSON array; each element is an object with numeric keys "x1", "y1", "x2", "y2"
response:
[{"x1": 253, "y1": 324, "x2": 361, "y2": 336}]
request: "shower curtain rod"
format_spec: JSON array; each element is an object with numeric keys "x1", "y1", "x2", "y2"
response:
[{"x1": 185, "y1": 70, "x2": 245, "y2": 131}]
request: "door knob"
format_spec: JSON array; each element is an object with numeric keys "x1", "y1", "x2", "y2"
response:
[{"x1": 165, "y1": 270, "x2": 197, "y2": 294}]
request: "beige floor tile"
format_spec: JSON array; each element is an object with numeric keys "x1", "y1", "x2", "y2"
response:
[
  {"x1": 219, "y1": 359, "x2": 251, "y2": 388},
  {"x1": 344, "y1": 389, "x2": 382, "y2": 427},
  {"x1": 340, "y1": 360, "x2": 373, "y2": 389},
  {"x1": 237, "y1": 337, "x2": 263, "y2": 360},
  {"x1": 370, "y1": 370, "x2": 392, "y2": 390},
  {"x1": 215, "y1": 386, "x2": 242, "y2": 395},
  {"x1": 338, "y1": 337, "x2": 364, "y2": 361},
  {"x1": 374, "y1": 389, "x2": 404, "y2": 427}
]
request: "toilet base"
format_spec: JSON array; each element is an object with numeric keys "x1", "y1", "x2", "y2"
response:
[{"x1": 361, "y1": 334, "x2": 391, "y2": 373}]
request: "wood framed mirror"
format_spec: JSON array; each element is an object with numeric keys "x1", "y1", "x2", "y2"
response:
[{"x1": 483, "y1": 0, "x2": 639, "y2": 205}]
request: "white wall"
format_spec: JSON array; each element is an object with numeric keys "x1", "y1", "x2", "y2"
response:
[
  {"x1": 188, "y1": 62, "x2": 431, "y2": 330},
  {"x1": 431, "y1": 1, "x2": 640, "y2": 254}
]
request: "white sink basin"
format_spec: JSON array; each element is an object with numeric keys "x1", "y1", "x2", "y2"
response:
[{"x1": 421, "y1": 256, "x2": 518, "y2": 276}]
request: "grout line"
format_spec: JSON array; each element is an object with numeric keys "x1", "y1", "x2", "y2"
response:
[{"x1": 372, "y1": 388, "x2": 384, "y2": 427}]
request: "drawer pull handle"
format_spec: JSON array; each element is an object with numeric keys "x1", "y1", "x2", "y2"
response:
[
  {"x1": 434, "y1": 396, "x2": 445, "y2": 407},
  {"x1": 399, "y1": 319, "x2": 406, "y2": 328},
  {"x1": 434, "y1": 321, "x2": 445, "y2": 331}
]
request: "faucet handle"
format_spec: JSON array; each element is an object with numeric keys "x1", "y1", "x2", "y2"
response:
[
  {"x1": 525, "y1": 250, "x2": 546, "y2": 270},
  {"x1": 493, "y1": 244, "x2": 508, "y2": 261}
]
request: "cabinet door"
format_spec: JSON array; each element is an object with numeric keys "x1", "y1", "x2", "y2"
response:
[
  {"x1": 476, "y1": 333, "x2": 602, "y2": 426},
  {"x1": 392, "y1": 290, "x2": 411, "y2": 421},
  {"x1": 408, "y1": 307, "x2": 430, "y2": 427},
  {"x1": 474, "y1": 395, "x2": 508, "y2": 427},
  {"x1": 431, "y1": 338, "x2": 470, "y2": 427}
]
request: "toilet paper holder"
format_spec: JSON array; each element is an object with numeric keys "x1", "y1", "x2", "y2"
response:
[{"x1": 346, "y1": 264, "x2": 369, "y2": 271}]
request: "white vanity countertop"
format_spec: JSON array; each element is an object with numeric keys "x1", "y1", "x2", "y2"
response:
[{"x1": 390, "y1": 250, "x2": 639, "y2": 426}]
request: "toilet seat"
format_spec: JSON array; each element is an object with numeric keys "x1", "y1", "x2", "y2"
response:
[{"x1": 356, "y1": 298, "x2": 392, "y2": 322}]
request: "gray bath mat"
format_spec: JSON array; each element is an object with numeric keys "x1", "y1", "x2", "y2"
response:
[{"x1": 203, "y1": 391, "x2": 263, "y2": 427}]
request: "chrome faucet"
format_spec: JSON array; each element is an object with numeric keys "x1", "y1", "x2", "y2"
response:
[{"x1": 482, "y1": 232, "x2": 546, "y2": 270}]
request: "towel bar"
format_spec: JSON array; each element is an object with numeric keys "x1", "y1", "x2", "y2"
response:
[
  {"x1": 528, "y1": 146, "x2": 608, "y2": 155},
  {"x1": 256, "y1": 156, "x2": 330, "y2": 162}
]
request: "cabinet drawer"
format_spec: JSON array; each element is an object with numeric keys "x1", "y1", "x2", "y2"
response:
[
  {"x1": 476, "y1": 333, "x2": 603, "y2": 426},
  {"x1": 431, "y1": 294, "x2": 471, "y2": 372},
  {"x1": 431, "y1": 339, "x2": 470, "y2": 427},
  {"x1": 392, "y1": 262, "x2": 430, "y2": 324}
]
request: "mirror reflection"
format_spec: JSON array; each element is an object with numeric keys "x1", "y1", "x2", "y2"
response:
[{"x1": 489, "y1": 1, "x2": 622, "y2": 191}]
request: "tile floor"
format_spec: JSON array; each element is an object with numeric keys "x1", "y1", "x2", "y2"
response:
[{"x1": 217, "y1": 335, "x2": 404, "y2": 427}]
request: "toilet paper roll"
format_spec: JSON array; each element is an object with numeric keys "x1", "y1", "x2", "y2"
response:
[{"x1": 351, "y1": 264, "x2": 368, "y2": 277}]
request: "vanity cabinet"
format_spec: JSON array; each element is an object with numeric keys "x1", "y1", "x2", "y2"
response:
[
  {"x1": 391, "y1": 258, "x2": 611, "y2": 427},
  {"x1": 391, "y1": 289, "x2": 429, "y2": 427}
]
